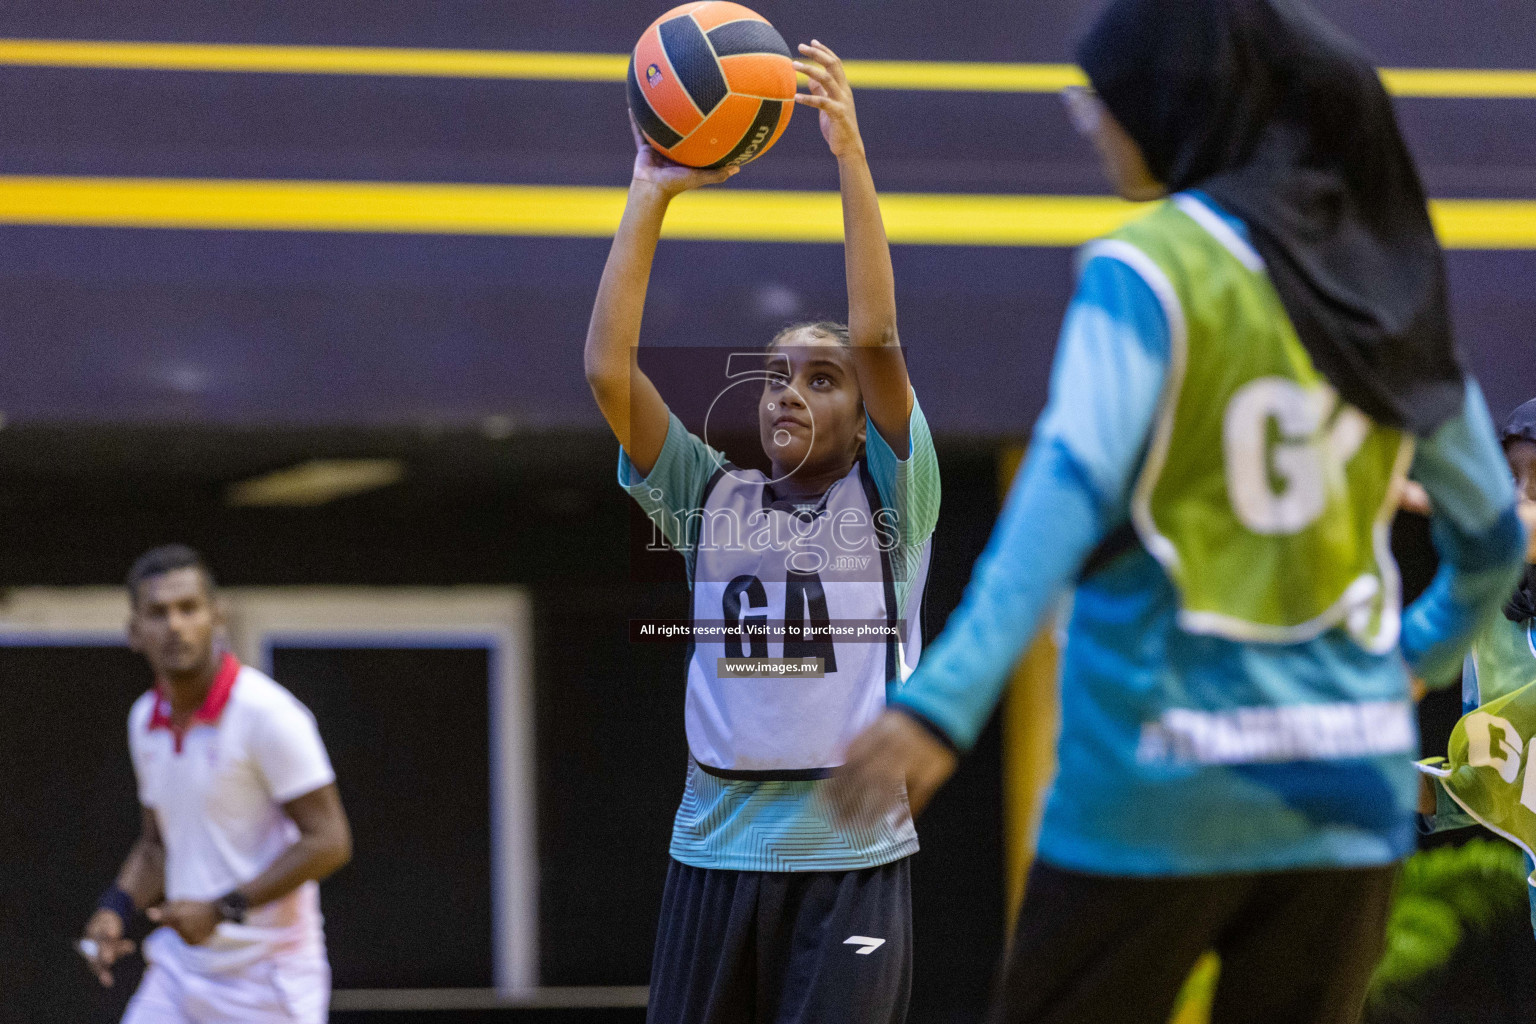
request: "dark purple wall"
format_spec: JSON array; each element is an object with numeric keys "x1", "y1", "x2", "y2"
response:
[{"x1": 2, "y1": 1, "x2": 1534, "y2": 432}]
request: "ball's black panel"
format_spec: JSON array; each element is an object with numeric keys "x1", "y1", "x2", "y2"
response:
[
  {"x1": 706, "y1": 19, "x2": 791, "y2": 58},
  {"x1": 704, "y1": 98, "x2": 783, "y2": 169},
  {"x1": 658, "y1": 14, "x2": 729, "y2": 115},
  {"x1": 626, "y1": 53, "x2": 683, "y2": 149}
]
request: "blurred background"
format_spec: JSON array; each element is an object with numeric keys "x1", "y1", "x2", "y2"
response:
[{"x1": 0, "y1": 2, "x2": 1533, "y2": 1023}]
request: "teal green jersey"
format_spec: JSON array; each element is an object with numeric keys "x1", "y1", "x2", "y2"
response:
[
  {"x1": 1419, "y1": 623, "x2": 1536, "y2": 942},
  {"x1": 620, "y1": 397, "x2": 941, "y2": 871},
  {"x1": 1422, "y1": 613, "x2": 1536, "y2": 923},
  {"x1": 1468, "y1": 614, "x2": 1536, "y2": 707}
]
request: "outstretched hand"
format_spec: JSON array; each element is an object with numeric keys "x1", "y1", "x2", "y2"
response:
[
  {"x1": 1398, "y1": 480, "x2": 1431, "y2": 516},
  {"x1": 629, "y1": 110, "x2": 738, "y2": 197},
  {"x1": 80, "y1": 909, "x2": 136, "y2": 987},
  {"x1": 794, "y1": 40, "x2": 865, "y2": 161},
  {"x1": 827, "y1": 710, "x2": 958, "y2": 828}
]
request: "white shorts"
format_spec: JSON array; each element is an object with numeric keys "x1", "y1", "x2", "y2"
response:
[{"x1": 122, "y1": 946, "x2": 330, "y2": 1024}]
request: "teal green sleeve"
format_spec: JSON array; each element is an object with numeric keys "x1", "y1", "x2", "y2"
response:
[
  {"x1": 1418, "y1": 776, "x2": 1477, "y2": 834},
  {"x1": 886, "y1": 255, "x2": 1169, "y2": 751},
  {"x1": 617, "y1": 412, "x2": 726, "y2": 557},
  {"x1": 863, "y1": 393, "x2": 941, "y2": 548},
  {"x1": 1401, "y1": 381, "x2": 1525, "y2": 686}
]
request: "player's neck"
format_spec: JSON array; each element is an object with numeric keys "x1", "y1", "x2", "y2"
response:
[
  {"x1": 160, "y1": 653, "x2": 222, "y2": 718},
  {"x1": 771, "y1": 459, "x2": 852, "y2": 502}
]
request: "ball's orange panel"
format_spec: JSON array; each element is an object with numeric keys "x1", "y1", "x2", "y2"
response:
[
  {"x1": 689, "y1": 1, "x2": 770, "y2": 31},
  {"x1": 663, "y1": 93, "x2": 762, "y2": 167},
  {"x1": 721, "y1": 98, "x2": 788, "y2": 167},
  {"x1": 717, "y1": 53, "x2": 796, "y2": 100},
  {"x1": 634, "y1": 24, "x2": 705, "y2": 133}
]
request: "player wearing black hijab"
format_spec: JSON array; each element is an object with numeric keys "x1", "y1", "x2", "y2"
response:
[
  {"x1": 1077, "y1": 0, "x2": 1465, "y2": 435},
  {"x1": 831, "y1": 2, "x2": 1527, "y2": 1022}
]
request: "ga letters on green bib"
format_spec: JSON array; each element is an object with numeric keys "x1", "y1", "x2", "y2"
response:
[{"x1": 1422, "y1": 678, "x2": 1536, "y2": 883}]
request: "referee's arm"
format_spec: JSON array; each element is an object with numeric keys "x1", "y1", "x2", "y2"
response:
[
  {"x1": 81, "y1": 806, "x2": 165, "y2": 986},
  {"x1": 146, "y1": 783, "x2": 351, "y2": 946},
  {"x1": 117, "y1": 806, "x2": 167, "y2": 911},
  {"x1": 234, "y1": 782, "x2": 353, "y2": 909}
]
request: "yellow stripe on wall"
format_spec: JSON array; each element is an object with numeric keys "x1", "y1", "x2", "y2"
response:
[
  {"x1": 0, "y1": 176, "x2": 1534, "y2": 249},
  {"x1": 2, "y1": 38, "x2": 1536, "y2": 99},
  {"x1": 0, "y1": 176, "x2": 1141, "y2": 245},
  {"x1": 0, "y1": 39, "x2": 631, "y2": 82},
  {"x1": 1379, "y1": 67, "x2": 1536, "y2": 99},
  {"x1": 1429, "y1": 200, "x2": 1536, "y2": 249},
  {"x1": 845, "y1": 60, "x2": 1084, "y2": 93}
]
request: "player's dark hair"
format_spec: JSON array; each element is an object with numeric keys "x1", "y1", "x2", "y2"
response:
[
  {"x1": 767, "y1": 321, "x2": 850, "y2": 350},
  {"x1": 1501, "y1": 397, "x2": 1536, "y2": 449},
  {"x1": 126, "y1": 544, "x2": 216, "y2": 604}
]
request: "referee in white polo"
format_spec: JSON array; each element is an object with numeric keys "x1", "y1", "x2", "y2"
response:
[{"x1": 80, "y1": 545, "x2": 352, "y2": 1023}]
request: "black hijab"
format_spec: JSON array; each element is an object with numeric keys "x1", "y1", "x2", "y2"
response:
[
  {"x1": 1502, "y1": 398, "x2": 1536, "y2": 623},
  {"x1": 1077, "y1": 0, "x2": 1464, "y2": 436}
]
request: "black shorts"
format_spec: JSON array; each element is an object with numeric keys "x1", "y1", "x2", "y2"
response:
[
  {"x1": 990, "y1": 858, "x2": 1397, "y2": 1024},
  {"x1": 647, "y1": 857, "x2": 912, "y2": 1024}
]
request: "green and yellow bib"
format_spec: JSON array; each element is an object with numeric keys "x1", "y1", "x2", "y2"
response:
[
  {"x1": 1420, "y1": 617, "x2": 1536, "y2": 880},
  {"x1": 1088, "y1": 195, "x2": 1414, "y2": 650}
]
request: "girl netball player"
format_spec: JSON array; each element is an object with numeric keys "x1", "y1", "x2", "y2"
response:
[
  {"x1": 1421, "y1": 397, "x2": 1536, "y2": 932},
  {"x1": 584, "y1": 42, "x2": 937, "y2": 1024},
  {"x1": 834, "y1": 1, "x2": 1526, "y2": 1022}
]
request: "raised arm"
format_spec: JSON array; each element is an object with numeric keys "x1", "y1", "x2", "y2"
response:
[
  {"x1": 1400, "y1": 382, "x2": 1525, "y2": 685},
  {"x1": 795, "y1": 42, "x2": 913, "y2": 453},
  {"x1": 585, "y1": 117, "x2": 737, "y2": 476},
  {"x1": 80, "y1": 806, "x2": 165, "y2": 987},
  {"x1": 224, "y1": 783, "x2": 352, "y2": 909}
]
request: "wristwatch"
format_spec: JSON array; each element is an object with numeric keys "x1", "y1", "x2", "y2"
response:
[{"x1": 213, "y1": 891, "x2": 249, "y2": 924}]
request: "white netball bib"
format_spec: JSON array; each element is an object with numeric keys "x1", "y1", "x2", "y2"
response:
[{"x1": 686, "y1": 461, "x2": 930, "y2": 779}]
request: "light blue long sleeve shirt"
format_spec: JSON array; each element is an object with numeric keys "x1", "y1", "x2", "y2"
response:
[{"x1": 893, "y1": 193, "x2": 1526, "y2": 875}]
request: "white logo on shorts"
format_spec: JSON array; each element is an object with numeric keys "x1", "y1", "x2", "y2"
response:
[{"x1": 844, "y1": 935, "x2": 885, "y2": 955}]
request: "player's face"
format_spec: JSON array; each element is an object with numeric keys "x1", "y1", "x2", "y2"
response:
[
  {"x1": 1064, "y1": 88, "x2": 1165, "y2": 203},
  {"x1": 1507, "y1": 438, "x2": 1536, "y2": 562},
  {"x1": 759, "y1": 332, "x2": 866, "y2": 478},
  {"x1": 129, "y1": 567, "x2": 222, "y2": 680}
]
